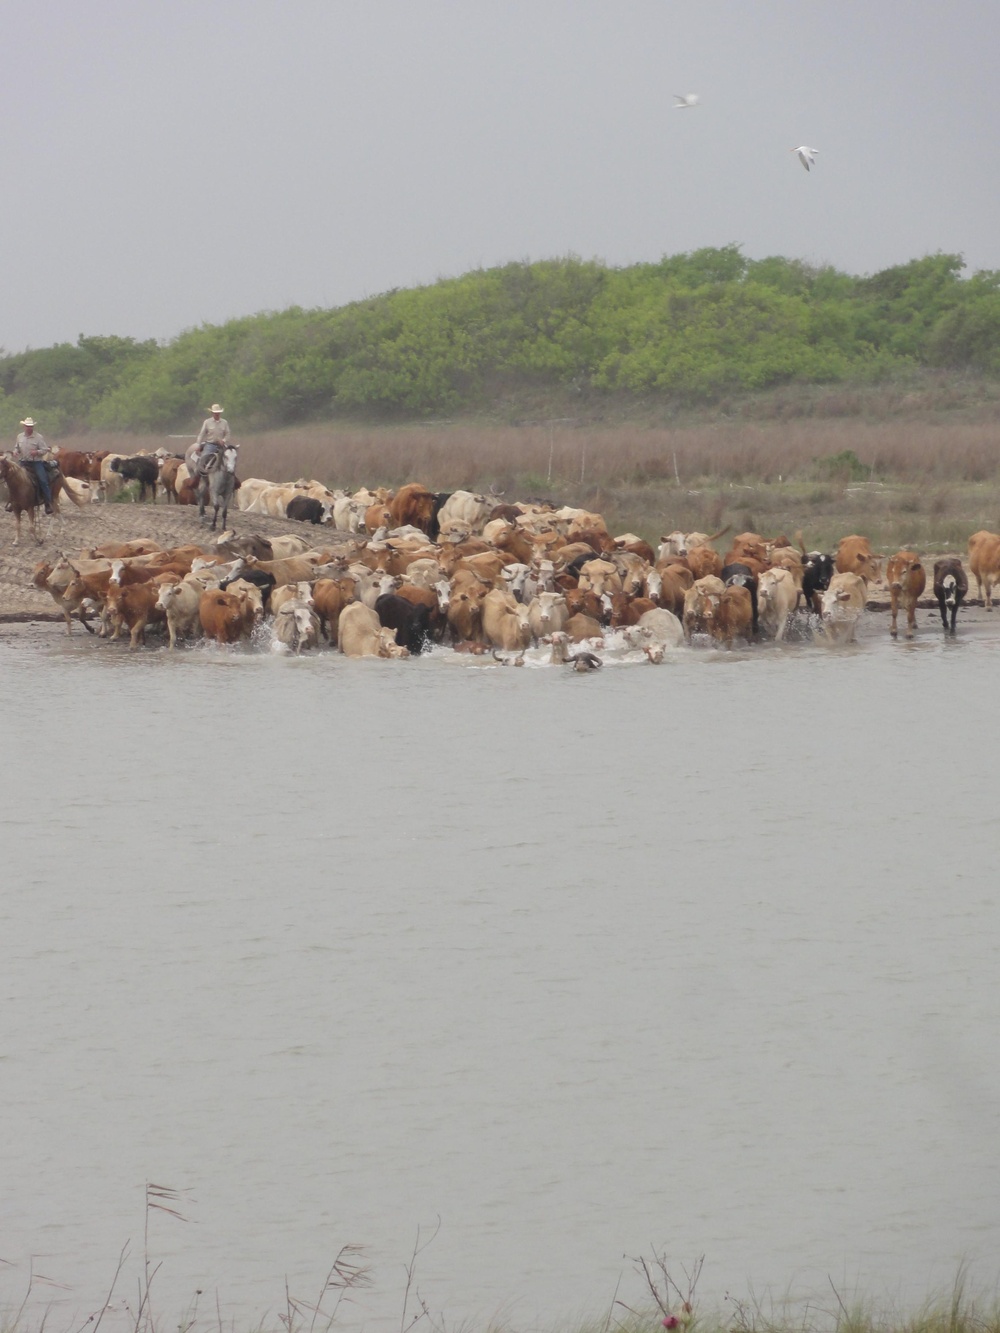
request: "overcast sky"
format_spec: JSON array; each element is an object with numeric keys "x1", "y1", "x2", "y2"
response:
[{"x1": 4, "y1": 0, "x2": 999, "y2": 352}]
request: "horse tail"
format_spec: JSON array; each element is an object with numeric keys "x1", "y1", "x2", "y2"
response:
[{"x1": 58, "y1": 473, "x2": 85, "y2": 508}]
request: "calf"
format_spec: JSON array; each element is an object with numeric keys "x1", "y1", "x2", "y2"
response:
[
  {"x1": 886, "y1": 551, "x2": 926, "y2": 639},
  {"x1": 933, "y1": 557, "x2": 968, "y2": 636}
]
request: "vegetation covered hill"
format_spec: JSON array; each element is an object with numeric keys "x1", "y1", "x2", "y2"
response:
[{"x1": 3, "y1": 248, "x2": 1000, "y2": 435}]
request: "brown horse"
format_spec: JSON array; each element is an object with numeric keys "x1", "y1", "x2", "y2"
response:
[{"x1": 0, "y1": 454, "x2": 83, "y2": 545}]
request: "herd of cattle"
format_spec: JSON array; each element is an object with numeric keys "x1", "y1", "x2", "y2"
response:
[{"x1": 23, "y1": 448, "x2": 1000, "y2": 661}]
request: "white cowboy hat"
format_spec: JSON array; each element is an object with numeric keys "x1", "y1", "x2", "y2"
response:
[
  {"x1": 208, "y1": 404, "x2": 224, "y2": 414},
  {"x1": 19, "y1": 417, "x2": 37, "y2": 427}
]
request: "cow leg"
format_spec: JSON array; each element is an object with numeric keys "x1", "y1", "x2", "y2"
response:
[{"x1": 889, "y1": 589, "x2": 899, "y2": 637}]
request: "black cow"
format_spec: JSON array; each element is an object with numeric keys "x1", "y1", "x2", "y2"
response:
[
  {"x1": 286, "y1": 495, "x2": 329, "y2": 525},
  {"x1": 933, "y1": 557, "x2": 968, "y2": 636},
  {"x1": 428, "y1": 492, "x2": 452, "y2": 543},
  {"x1": 110, "y1": 454, "x2": 159, "y2": 502},
  {"x1": 801, "y1": 551, "x2": 835, "y2": 613},
  {"x1": 721, "y1": 561, "x2": 759, "y2": 636},
  {"x1": 374, "y1": 593, "x2": 432, "y2": 655}
]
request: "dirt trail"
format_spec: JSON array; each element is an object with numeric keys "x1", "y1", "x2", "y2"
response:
[{"x1": 0, "y1": 499, "x2": 329, "y2": 615}]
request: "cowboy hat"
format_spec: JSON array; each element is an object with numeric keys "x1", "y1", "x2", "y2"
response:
[
  {"x1": 208, "y1": 404, "x2": 224, "y2": 414},
  {"x1": 19, "y1": 417, "x2": 37, "y2": 427}
]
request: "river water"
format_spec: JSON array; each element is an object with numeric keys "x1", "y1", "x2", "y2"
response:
[{"x1": 2, "y1": 623, "x2": 999, "y2": 1333}]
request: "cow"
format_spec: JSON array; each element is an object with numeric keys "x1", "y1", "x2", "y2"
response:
[
  {"x1": 636, "y1": 607, "x2": 684, "y2": 648},
  {"x1": 756, "y1": 567, "x2": 798, "y2": 641},
  {"x1": 563, "y1": 612, "x2": 603, "y2": 643},
  {"x1": 157, "y1": 578, "x2": 210, "y2": 648},
  {"x1": 713, "y1": 584, "x2": 754, "y2": 648},
  {"x1": 967, "y1": 530, "x2": 1000, "y2": 609},
  {"x1": 526, "y1": 592, "x2": 569, "y2": 642},
  {"x1": 286, "y1": 495, "x2": 332, "y2": 525},
  {"x1": 686, "y1": 545, "x2": 723, "y2": 580},
  {"x1": 817, "y1": 572, "x2": 867, "y2": 645},
  {"x1": 682, "y1": 575, "x2": 725, "y2": 642},
  {"x1": 272, "y1": 599, "x2": 322, "y2": 654},
  {"x1": 375, "y1": 593, "x2": 433, "y2": 655},
  {"x1": 886, "y1": 551, "x2": 926, "y2": 639},
  {"x1": 199, "y1": 588, "x2": 256, "y2": 644},
  {"x1": 389, "y1": 483, "x2": 437, "y2": 534},
  {"x1": 481, "y1": 589, "x2": 532, "y2": 652},
  {"x1": 99, "y1": 453, "x2": 127, "y2": 499},
  {"x1": 33, "y1": 560, "x2": 97, "y2": 634},
  {"x1": 110, "y1": 455, "x2": 159, "y2": 503},
  {"x1": 105, "y1": 578, "x2": 168, "y2": 649},
  {"x1": 311, "y1": 577, "x2": 357, "y2": 644},
  {"x1": 394, "y1": 581, "x2": 449, "y2": 642},
  {"x1": 933, "y1": 557, "x2": 968, "y2": 636},
  {"x1": 835, "y1": 534, "x2": 880, "y2": 584},
  {"x1": 436, "y1": 490, "x2": 493, "y2": 535},
  {"x1": 338, "y1": 601, "x2": 410, "y2": 658},
  {"x1": 157, "y1": 456, "x2": 185, "y2": 503},
  {"x1": 721, "y1": 561, "x2": 759, "y2": 636},
  {"x1": 797, "y1": 535, "x2": 836, "y2": 613}
]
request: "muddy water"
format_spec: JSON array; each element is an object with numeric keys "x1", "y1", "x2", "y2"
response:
[{"x1": 2, "y1": 623, "x2": 999, "y2": 1332}]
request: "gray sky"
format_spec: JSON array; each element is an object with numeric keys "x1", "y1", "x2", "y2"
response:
[{"x1": 4, "y1": 0, "x2": 999, "y2": 352}]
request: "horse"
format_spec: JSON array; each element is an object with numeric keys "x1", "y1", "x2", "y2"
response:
[
  {"x1": 0, "y1": 454, "x2": 83, "y2": 545},
  {"x1": 196, "y1": 445, "x2": 239, "y2": 532}
]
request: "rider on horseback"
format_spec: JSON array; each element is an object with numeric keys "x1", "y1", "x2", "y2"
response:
[
  {"x1": 13, "y1": 417, "x2": 53, "y2": 514},
  {"x1": 191, "y1": 404, "x2": 234, "y2": 474}
]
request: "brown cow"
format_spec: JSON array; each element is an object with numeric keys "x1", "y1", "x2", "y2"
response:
[
  {"x1": 713, "y1": 584, "x2": 754, "y2": 648},
  {"x1": 389, "y1": 483, "x2": 437, "y2": 534},
  {"x1": 311, "y1": 577, "x2": 357, "y2": 644},
  {"x1": 682, "y1": 575, "x2": 725, "y2": 641},
  {"x1": 835, "y1": 534, "x2": 880, "y2": 584},
  {"x1": 105, "y1": 579, "x2": 169, "y2": 649},
  {"x1": 686, "y1": 546, "x2": 723, "y2": 580},
  {"x1": 199, "y1": 588, "x2": 255, "y2": 644},
  {"x1": 886, "y1": 551, "x2": 926, "y2": 639}
]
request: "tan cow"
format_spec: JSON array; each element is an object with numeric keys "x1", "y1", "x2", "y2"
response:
[
  {"x1": 886, "y1": 551, "x2": 926, "y2": 639},
  {"x1": 338, "y1": 601, "x2": 410, "y2": 658},
  {"x1": 835, "y1": 534, "x2": 880, "y2": 584},
  {"x1": 482, "y1": 589, "x2": 532, "y2": 651},
  {"x1": 967, "y1": 530, "x2": 1000, "y2": 609}
]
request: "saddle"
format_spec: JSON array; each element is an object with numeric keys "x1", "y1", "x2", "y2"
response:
[{"x1": 20, "y1": 458, "x2": 58, "y2": 503}]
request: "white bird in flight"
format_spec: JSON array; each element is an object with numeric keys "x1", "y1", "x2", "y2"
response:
[
  {"x1": 792, "y1": 145, "x2": 818, "y2": 171},
  {"x1": 673, "y1": 93, "x2": 699, "y2": 109}
]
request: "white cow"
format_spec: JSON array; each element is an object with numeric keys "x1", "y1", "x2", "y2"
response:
[
  {"x1": 817, "y1": 572, "x2": 867, "y2": 645},
  {"x1": 757, "y1": 567, "x2": 799, "y2": 642}
]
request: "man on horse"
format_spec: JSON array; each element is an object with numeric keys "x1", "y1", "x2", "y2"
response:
[
  {"x1": 191, "y1": 404, "x2": 234, "y2": 474},
  {"x1": 13, "y1": 417, "x2": 54, "y2": 513}
]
